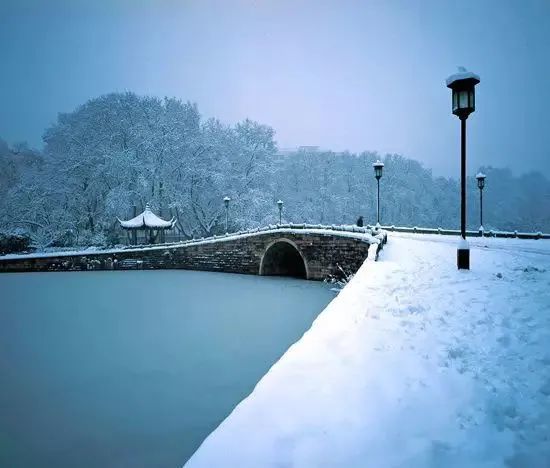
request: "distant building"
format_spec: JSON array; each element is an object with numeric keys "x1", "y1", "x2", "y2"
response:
[
  {"x1": 297, "y1": 145, "x2": 320, "y2": 152},
  {"x1": 277, "y1": 146, "x2": 321, "y2": 156}
]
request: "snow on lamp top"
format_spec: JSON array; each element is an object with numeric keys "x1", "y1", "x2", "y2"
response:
[
  {"x1": 277, "y1": 200, "x2": 284, "y2": 206},
  {"x1": 446, "y1": 67, "x2": 480, "y2": 88},
  {"x1": 476, "y1": 172, "x2": 486, "y2": 180},
  {"x1": 118, "y1": 204, "x2": 175, "y2": 229}
]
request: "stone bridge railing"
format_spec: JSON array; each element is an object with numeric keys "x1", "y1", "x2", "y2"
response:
[{"x1": 147, "y1": 223, "x2": 383, "y2": 248}]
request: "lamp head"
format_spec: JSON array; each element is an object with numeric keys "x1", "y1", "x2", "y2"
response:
[
  {"x1": 476, "y1": 172, "x2": 486, "y2": 190},
  {"x1": 373, "y1": 160, "x2": 384, "y2": 179},
  {"x1": 446, "y1": 68, "x2": 480, "y2": 119}
]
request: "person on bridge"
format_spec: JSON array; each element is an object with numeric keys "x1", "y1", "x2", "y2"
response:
[{"x1": 356, "y1": 216, "x2": 364, "y2": 227}]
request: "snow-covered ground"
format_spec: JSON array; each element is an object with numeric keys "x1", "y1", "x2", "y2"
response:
[{"x1": 186, "y1": 233, "x2": 550, "y2": 467}]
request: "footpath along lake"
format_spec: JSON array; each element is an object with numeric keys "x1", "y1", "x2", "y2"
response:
[{"x1": 0, "y1": 269, "x2": 333, "y2": 467}]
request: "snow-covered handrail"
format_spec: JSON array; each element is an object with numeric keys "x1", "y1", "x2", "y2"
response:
[
  {"x1": 149, "y1": 223, "x2": 384, "y2": 249},
  {"x1": 378, "y1": 225, "x2": 550, "y2": 240}
]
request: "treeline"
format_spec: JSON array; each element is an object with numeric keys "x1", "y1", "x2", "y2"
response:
[
  {"x1": 273, "y1": 151, "x2": 550, "y2": 233},
  {"x1": 0, "y1": 92, "x2": 549, "y2": 248}
]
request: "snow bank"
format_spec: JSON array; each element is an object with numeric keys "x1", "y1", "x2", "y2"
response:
[{"x1": 186, "y1": 233, "x2": 550, "y2": 467}]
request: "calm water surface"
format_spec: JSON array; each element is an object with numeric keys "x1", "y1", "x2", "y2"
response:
[{"x1": 0, "y1": 270, "x2": 333, "y2": 468}]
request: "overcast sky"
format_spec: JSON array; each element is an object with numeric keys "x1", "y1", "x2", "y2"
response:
[{"x1": 1, "y1": 0, "x2": 549, "y2": 177}]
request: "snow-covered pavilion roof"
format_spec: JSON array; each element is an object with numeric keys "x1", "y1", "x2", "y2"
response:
[{"x1": 118, "y1": 204, "x2": 175, "y2": 229}]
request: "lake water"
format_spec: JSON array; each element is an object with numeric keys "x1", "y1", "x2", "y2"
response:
[{"x1": 0, "y1": 270, "x2": 333, "y2": 467}]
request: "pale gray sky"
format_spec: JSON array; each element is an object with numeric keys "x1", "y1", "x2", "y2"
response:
[{"x1": 1, "y1": 0, "x2": 549, "y2": 177}]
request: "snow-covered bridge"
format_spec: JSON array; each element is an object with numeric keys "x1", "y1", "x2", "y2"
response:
[{"x1": 0, "y1": 225, "x2": 387, "y2": 281}]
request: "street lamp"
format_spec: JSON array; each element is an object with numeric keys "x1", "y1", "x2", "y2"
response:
[
  {"x1": 446, "y1": 67, "x2": 480, "y2": 270},
  {"x1": 373, "y1": 160, "x2": 384, "y2": 227},
  {"x1": 277, "y1": 200, "x2": 284, "y2": 225},
  {"x1": 223, "y1": 196, "x2": 231, "y2": 233},
  {"x1": 476, "y1": 172, "x2": 486, "y2": 232}
]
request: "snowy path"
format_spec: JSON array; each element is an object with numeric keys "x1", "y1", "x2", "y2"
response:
[{"x1": 185, "y1": 234, "x2": 550, "y2": 468}]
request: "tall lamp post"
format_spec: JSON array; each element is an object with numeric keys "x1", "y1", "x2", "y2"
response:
[
  {"x1": 277, "y1": 200, "x2": 284, "y2": 225},
  {"x1": 223, "y1": 196, "x2": 231, "y2": 233},
  {"x1": 446, "y1": 68, "x2": 480, "y2": 270},
  {"x1": 373, "y1": 160, "x2": 384, "y2": 227},
  {"x1": 476, "y1": 172, "x2": 486, "y2": 232}
]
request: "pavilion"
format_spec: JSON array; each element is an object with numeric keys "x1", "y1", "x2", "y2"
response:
[{"x1": 117, "y1": 203, "x2": 176, "y2": 245}]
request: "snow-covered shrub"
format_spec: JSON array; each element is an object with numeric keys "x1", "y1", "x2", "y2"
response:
[
  {"x1": 49, "y1": 229, "x2": 78, "y2": 247},
  {"x1": 325, "y1": 264, "x2": 354, "y2": 293},
  {"x1": 104, "y1": 229, "x2": 121, "y2": 247},
  {"x1": 0, "y1": 231, "x2": 32, "y2": 255},
  {"x1": 77, "y1": 231, "x2": 108, "y2": 248}
]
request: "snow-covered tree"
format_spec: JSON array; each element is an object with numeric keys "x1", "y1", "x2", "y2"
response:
[{"x1": 1, "y1": 91, "x2": 549, "y2": 249}]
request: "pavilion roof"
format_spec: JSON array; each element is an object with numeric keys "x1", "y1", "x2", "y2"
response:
[{"x1": 118, "y1": 204, "x2": 175, "y2": 229}]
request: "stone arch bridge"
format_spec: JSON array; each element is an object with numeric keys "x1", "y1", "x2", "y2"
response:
[{"x1": 0, "y1": 225, "x2": 387, "y2": 281}]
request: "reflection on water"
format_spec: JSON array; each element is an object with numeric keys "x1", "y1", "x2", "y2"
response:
[{"x1": 0, "y1": 270, "x2": 333, "y2": 468}]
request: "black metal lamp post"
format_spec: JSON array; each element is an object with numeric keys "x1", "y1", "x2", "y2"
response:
[
  {"x1": 277, "y1": 199, "x2": 283, "y2": 225},
  {"x1": 476, "y1": 172, "x2": 486, "y2": 232},
  {"x1": 373, "y1": 160, "x2": 384, "y2": 227},
  {"x1": 446, "y1": 68, "x2": 480, "y2": 270},
  {"x1": 223, "y1": 196, "x2": 231, "y2": 233}
]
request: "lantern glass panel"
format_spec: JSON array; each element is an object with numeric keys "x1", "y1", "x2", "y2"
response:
[{"x1": 458, "y1": 90, "x2": 469, "y2": 109}]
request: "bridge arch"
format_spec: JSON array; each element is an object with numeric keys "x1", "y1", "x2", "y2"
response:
[{"x1": 259, "y1": 238, "x2": 309, "y2": 279}]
